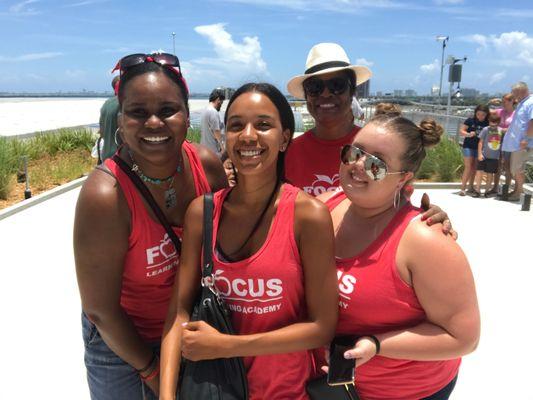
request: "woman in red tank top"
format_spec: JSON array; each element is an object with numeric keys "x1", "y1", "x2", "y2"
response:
[
  {"x1": 74, "y1": 54, "x2": 228, "y2": 399},
  {"x1": 318, "y1": 114, "x2": 480, "y2": 400},
  {"x1": 160, "y1": 83, "x2": 339, "y2": 400}
]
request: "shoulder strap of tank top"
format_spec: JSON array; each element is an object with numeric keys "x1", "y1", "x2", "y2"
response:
[
  {"x1": 183, "y1": 141, "x2": 211, "y2": 195},
  {"x1": 324, "y1": 188, "x2": 346, "y2": 212},
  {"x1": 111, "y1": 154, "x2": 182, "y2": 254},
  {"x1": 202, "y1": 193, "x2": 214, "y2": 277}
]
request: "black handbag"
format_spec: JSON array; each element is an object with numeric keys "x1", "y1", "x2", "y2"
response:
[
  {"x1": 111, "y1": 156, "x2": 247, "y2": 398},
  {"x1": 306, "y1": 375, "x2": 359, "y2": 400},
  {"x1": 179, "y1": 193, "x2": 249, "y2": 400}
]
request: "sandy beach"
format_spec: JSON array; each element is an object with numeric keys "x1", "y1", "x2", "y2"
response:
[{"x1": 0, "y1": 98, "x2": 210, "y2": 137}]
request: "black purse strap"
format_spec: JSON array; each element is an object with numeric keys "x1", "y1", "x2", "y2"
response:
[
  {"x1": 202, "y1": 193, "x2": 214, "y2": 278},
  {"x1": 111, "y1": 154, "x2": 182, "y2": 254}
]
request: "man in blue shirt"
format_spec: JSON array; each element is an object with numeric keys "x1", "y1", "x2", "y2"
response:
[{"x1": 502, "y1": 82, "x2": 533, "y2": 201}]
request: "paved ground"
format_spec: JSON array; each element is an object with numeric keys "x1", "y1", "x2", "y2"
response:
[{"x1": 0, "y1": 187, "x2": 531, "y2": 399}]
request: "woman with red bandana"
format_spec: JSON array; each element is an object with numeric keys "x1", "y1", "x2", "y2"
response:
[{"x1": 74, "y1": 53, "x2": 227, "y2": 399}]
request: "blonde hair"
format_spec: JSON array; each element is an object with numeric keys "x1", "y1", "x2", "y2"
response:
[
  {"x1": 369, "y1": 114, "x2": 443, "y2": 173},
  {"x1": 374, "y1": 102, "x2": 402, "y2": 117}
]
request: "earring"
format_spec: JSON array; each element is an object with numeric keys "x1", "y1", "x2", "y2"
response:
[
  {"x1": 114, "y1": 128, "x2": 121, "y2": 146},
  {"x1": 393, "y1": 186, "x2": 402, "y2": 209}
]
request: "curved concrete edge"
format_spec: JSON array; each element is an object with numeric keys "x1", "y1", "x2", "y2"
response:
[
  {"x1": 0, "y1": 176, "x2": 87, "y2": 221},
  {"x1": 0, "y1": 178, "x2": 460, "y2": 221},
  {"x1": 414, "y1": 182, "x2": 461, "y2": 189}
]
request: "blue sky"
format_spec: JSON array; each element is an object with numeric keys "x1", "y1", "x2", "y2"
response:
[{"x1": 1, "y1": 0, "x2": 532, "y2": 95}]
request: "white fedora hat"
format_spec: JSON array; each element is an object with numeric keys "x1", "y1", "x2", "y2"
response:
[{"x1": 287, "y1": 43, "x2": 372, "y2": 99}]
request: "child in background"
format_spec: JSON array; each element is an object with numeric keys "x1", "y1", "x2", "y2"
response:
[{"x1": 473, "y1": 113, "x2": 503, "y2": 197}]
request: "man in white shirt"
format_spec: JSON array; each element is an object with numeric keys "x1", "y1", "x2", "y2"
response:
[
  {"x1": 200, "y1": 88, "x2": 225, "y2": 157},
  {"x1": 501, "y1": 82, "x2": 533, "y2": 201}
]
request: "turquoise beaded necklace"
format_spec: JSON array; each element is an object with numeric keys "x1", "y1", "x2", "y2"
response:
[{"x1": 128, "y1": 149, "x2": 182, "y2": 209}]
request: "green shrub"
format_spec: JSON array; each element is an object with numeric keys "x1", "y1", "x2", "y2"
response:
[
  {"x1": 187, "y1": 127, "x2": 201, "y2": 144},
  {"x1": 417, "y1": 138, "x2": 463, "y2": 182},
  {"x1": 0, "y1": 128, "x2": 96, "y2": 200},
  {"x1": 0, "y1": 138, "x2": 18, "y2": 199}
]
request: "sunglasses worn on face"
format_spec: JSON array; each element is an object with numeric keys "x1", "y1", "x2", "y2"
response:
[
  {"x1": 303, "y1": 77, "x2": 350, "y2": 97},
  {"x1": 340, "y1": 144, "x2": 405, "y2": 181}
]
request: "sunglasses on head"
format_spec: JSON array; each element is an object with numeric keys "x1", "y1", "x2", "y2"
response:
[
  {"x1": 340, "y1": 144, "x2": 405, "y2": 181},
  {"x1": 303, "y1": 76, "x2": 351, "y2": 97},
  {"x1": 112, "y1": 53, "x2": 189, "y2": 94}
]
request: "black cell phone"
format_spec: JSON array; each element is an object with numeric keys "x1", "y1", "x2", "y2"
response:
[{"x1": 327, "y1": 336, "x2": 356, "y2": 386}]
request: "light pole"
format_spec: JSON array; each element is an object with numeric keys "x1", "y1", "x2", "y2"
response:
[
  {"x1": 445, "y1": 55, "x2": 467, "y2": 134},
  {"x1": 172, "y1": 32, "x2": 176, "y2": 55},
  {"x1": 436, "y1": 35, "x2": 449, "y2": 98}
]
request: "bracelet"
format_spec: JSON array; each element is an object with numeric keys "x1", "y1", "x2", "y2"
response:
[
  {"x1": 136, "y1": 353, "x2": 156, "y2": 374},
  {"x1": 140, "y1": 362, "x2": 160, "y2": 382},
  {"x1": 366, "y1": 335, "x2": 380, "y2": 355}
]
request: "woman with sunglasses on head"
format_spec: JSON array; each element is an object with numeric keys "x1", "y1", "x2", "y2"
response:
[
  {"x1": 74, "y1": 53, "x2": 227, "y2": 400},
  {"x1": 159, "y1": 83, "x2": 338, "y2": 400},
  {"x1": 318, "y1": 115, "x2": 480, "y2": 400}
]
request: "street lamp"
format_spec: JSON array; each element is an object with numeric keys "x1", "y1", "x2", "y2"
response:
[
  {"x1": 172, "y1": 32, "x2": 176, "y2": 55},
  {"x1": 436, "y1": 35, "x2": 449, "y2": 98}
]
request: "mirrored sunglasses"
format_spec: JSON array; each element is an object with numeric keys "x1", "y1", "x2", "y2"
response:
[{"x1": 340, "y1": 144, "x2": 405, "y2": 181}]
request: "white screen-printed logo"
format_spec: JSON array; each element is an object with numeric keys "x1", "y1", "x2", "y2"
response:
[{"x1": 303, "y1": 174, "x2": 340, "y2": 196}]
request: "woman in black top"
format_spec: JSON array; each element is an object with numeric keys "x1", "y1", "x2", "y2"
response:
[{"x1": 459, "y1": 104, "x2": 489, "y2": 196}]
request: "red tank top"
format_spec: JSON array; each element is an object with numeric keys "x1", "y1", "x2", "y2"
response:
[
  {"x1": 211, "y1": 183, "x2": 313, "y2": 400},
  {"x1": 285, "y1": 127, "x2": 359, "y2": 196},
  {"x1": 104, "y1": 141, "x2": 211, "y2": 342},
  {"x1": 326, "y1": 190, "x2": 460, "y2": 400}
]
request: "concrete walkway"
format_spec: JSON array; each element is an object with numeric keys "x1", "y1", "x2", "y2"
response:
[{"x1": 0, "y1": 187, "x2": 531, "y2": 399}]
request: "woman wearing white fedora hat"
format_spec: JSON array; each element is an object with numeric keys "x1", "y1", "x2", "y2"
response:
[
  {"x1": 285, "y1": 42, "x2": 454, "y2": 233},
  {"x1": 286, "y1": 42, "x2": 371, "y2": 197}
]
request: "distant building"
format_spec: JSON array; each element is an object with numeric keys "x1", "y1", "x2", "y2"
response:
[
  {"x1": 394, "y1": 90, "x2": 404, "y2": 97},
  {"x1": 405, "y1": 89, "x2": 417, "y2": 97},
  {"x1": 431, "y1": 85, "x2": 439, "y2": 96},
  {"x1": 376, "y1": 91, "x2": 383, "y2": 97},
  {"x1": 356, "y1": 80, "x2": 370, "y2": 98},
  {"x1": 461, "y1": 88, "x2": 479, "y2": 98}
]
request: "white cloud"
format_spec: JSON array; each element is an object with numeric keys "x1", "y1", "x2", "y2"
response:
[
  {"x1": 65, "y1": 69, "x2": 86, "y2": 79},
  {"x1": 64, "y1": 0, "x2": 109, "y2": 7},
  {"x1": 489, "y1": 72, "x2": 506, "y2": 85},
  {"x1": 220, "y1": 0, "x2": 415, "y2": 13},
  {"x1": 9, "y1": 0, "x2": 39, "y2": 15},
  {"x1": 188, "y1": 23, "x2": 268, "y2": 88},
  {"x1": 461, "y1": 31, "x2": 533, "y2": 66},
  {"x1": 0, "y1": 52, "x2": 63, "y2": 62},
  {"x1": 355, "y1": 58, "x2": 374, "y2": 67},
  {"x1": 433, "y1": 0, "x2": 463, "y2": 4},
  {"x1": 420, "y1": 59, "x2": 439, "y2": 73}
]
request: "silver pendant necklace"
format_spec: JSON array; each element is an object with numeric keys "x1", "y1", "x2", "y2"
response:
[
  {"x1": 128, "y1": 150, "x2": 182, "y2": 209},
  {"x1": 164, "y1": 176, "x2": 177, "y2": 209}
]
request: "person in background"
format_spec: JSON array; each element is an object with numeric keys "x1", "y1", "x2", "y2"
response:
[
  {"x1": 473, "y1": 113, "x2": 503, "y2": 197},
  {"x1": 98, "y1": 75, "x2": 121, "y2": 163},
  {"x1": 74, "y1": 52, "x2": 227, "y2": 400},
  {"x1": 286, "y1": 42, "x2": 372, "y2": 196},
  {"x1": 319, "y1": 114, "x2": 480, "y2": 400},
  {"x1": 160, "y1": 83, "x2": 338, "y2": 400},
  {"x1": 491, "y1": 93, "x2": 515, "y2": 194},
  {"x1": 351, "y1": 96, "x2": 365, "y2": 123},
  {"x1": 459, "y1": 104, "x2": 489, "y2": 196},
  {"x1": 501, "y1": 82, "x2": 533, "y2": 202},
  {"x1": 200, "y1": 88, "x2": 225, "y2": 157},
  {"x1": 220, "y1": 151, "x2": 237, "y2": 187}
]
